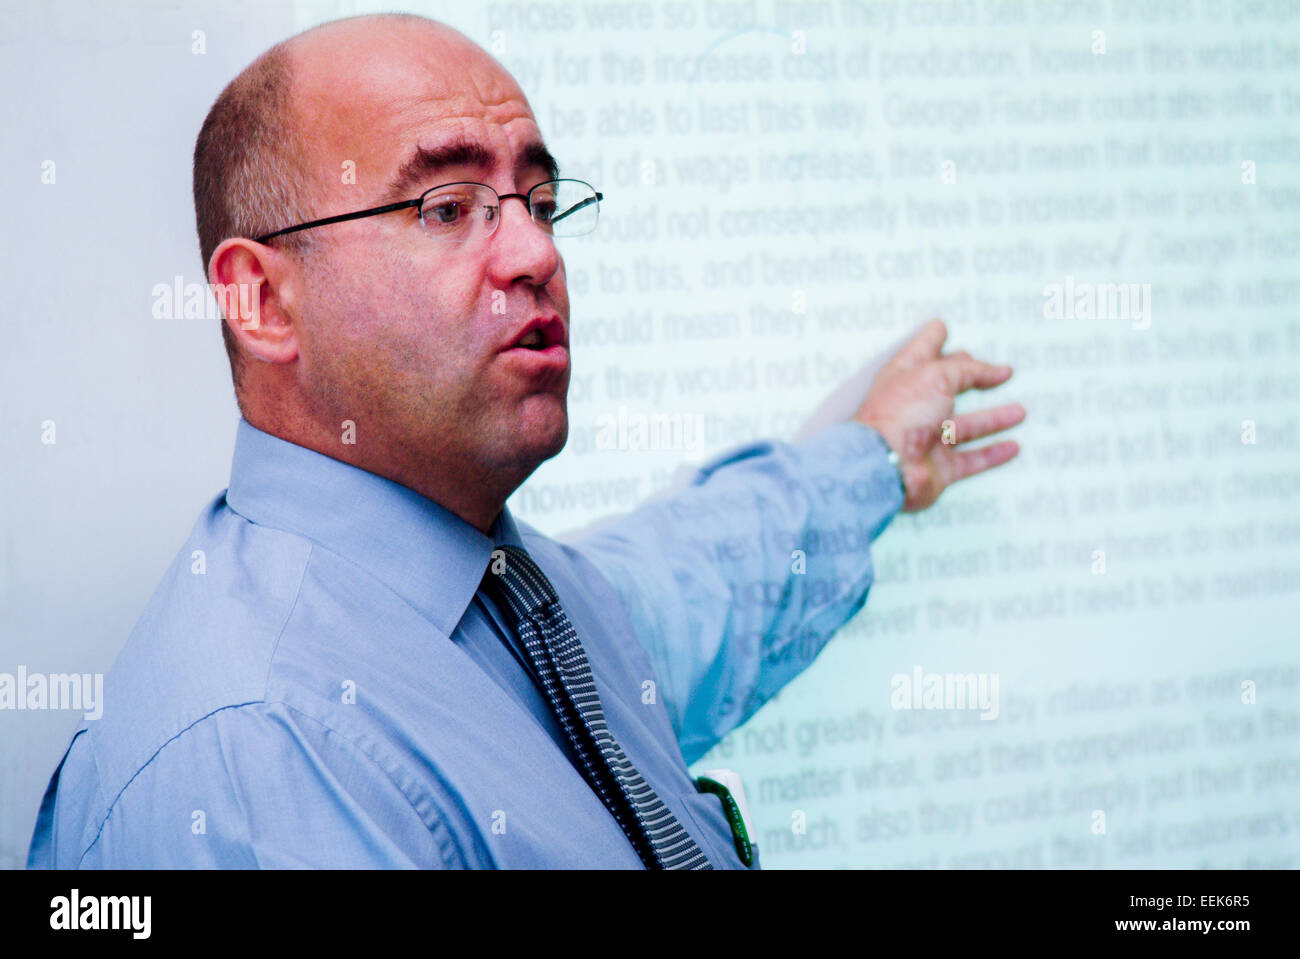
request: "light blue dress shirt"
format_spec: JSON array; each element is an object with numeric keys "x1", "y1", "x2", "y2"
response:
[{"x1": 28, "y1": 417, "x2": 902, "y2": 868}]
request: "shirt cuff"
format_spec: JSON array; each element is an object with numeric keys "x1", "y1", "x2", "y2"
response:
[{"x1": 794, "y1": 419, "x2": 907, "y2": 526}]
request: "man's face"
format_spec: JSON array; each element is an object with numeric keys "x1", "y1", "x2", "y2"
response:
[{"x1": 285, "y1": 21, "x2": 571, "y2": 486}]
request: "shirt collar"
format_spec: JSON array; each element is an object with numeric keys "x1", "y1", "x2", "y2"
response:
[{"x1": 223, "y1": 417, "x2": 526, "y2": 637}]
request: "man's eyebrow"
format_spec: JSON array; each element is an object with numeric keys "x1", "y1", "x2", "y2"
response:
[
  {"x1": 518, "y1": 141, "x2": 561, "y2": 182},
  {"x1": 384, "y1": 138, "x2": 561, "y2": 200}
]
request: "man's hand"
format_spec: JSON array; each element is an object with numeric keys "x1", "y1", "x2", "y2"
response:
[{"x1": 855, "y1": 319, "x2": 1025, "y2": 513}]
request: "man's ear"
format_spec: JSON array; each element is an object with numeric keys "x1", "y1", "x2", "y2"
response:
[{"x1": 207, "y1": 237, "x2": 301, "y2": 365}]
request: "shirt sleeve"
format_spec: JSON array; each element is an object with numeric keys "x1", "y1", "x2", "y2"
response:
[
  {"x1": 37, "y1": 701, "x2": 459, "y2": 869},
  {"x1": 568, "y1": 420, "x2": 904, "y2": 765}
]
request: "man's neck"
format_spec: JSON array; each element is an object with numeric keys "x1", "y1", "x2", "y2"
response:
[{"x1": 242, "y1": 409, "x2": 511, "y2": 535}]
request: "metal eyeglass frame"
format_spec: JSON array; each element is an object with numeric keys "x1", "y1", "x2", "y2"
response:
[{"x1": 252, "y1": 178, "x2": 603, "y2": 244}]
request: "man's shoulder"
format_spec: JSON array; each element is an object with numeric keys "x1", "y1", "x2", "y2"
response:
[
  {"x1": 84, "y1": 492, "x2": 315, "y2": 797},
  {"x1": 32, "y1": 700, "x2": 280, "y2": 867},
  {"x1": 32, "y1": 696, "x2": 443, "y2": 868}
]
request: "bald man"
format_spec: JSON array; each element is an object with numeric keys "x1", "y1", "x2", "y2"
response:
[{"x1": 28, "y1": 14, "x2": 1023, "y2": 869}]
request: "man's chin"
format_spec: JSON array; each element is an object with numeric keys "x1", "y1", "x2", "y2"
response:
[
  {"x1": 513, "y1": 401, "x2": 568, "y2": 462},
  {"x1": 531, "y1": 421, "x2": 568, "y2": 462}
]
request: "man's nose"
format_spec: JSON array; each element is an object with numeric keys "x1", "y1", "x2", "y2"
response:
[{"x1": 487, "y1": 194, "x2": 560, "y2": 288}]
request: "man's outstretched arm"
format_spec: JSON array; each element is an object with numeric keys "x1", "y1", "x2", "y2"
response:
[{"x1": 569, "y1": 320, "x2": 1025, "y2": 764}]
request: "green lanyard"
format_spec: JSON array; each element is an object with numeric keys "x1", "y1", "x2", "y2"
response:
[{"x1": 695, "y1": 774, "x2": 755, "y2": 868}]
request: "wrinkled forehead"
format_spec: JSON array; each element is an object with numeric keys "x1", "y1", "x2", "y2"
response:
[{"x1": 288, "y1": 22, "x2": 541, "y2": 195}]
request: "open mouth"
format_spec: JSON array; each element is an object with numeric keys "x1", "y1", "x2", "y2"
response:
[
  {"x1": 500, "y1": 315, "x2": 568, "y2": 377},
  {"x1": 506, "y1": 315, "x2": 566, "y2": 353}
]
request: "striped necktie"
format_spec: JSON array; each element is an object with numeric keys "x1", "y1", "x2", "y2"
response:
[{"x1": 481, "y1": 544, "x2": 712, "y2": 870}]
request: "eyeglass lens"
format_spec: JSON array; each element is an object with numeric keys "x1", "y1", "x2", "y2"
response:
[{"x1": 418, "y1": 179, "x2": 599, "y2": 241}]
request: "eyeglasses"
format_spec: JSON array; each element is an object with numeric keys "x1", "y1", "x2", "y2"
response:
[{"x1": 253, "y1": 178, "x2": 602, "y2": 245}]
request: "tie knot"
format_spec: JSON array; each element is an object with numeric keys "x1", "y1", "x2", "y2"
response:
[{"x1": 481, "y1": 544, "x2": 558, "y2": 620}]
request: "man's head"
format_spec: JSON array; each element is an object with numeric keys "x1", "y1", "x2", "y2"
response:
[{"x1": 193, "y1": 14, "x2": 572, "y2": 532}]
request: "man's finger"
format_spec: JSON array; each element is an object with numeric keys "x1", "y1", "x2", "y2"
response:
[
  {"x1": 896, "y1": 318, "x2": 948, "y2": 365},
  {"x1": 940, "y1": 354, "x2": 1013, "y2": 393},
  {"x1": 952, "y1": 439, "x2": 1020, "y2": 481},
  {"x1": 950, "y1": 403, "x2": 1026, "y2": 445}
]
